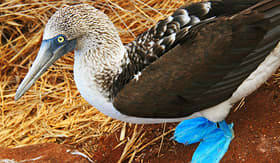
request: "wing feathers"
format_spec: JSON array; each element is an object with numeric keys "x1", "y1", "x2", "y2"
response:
[{"x1": 112, "y1": 0, "x2": 280, "y2": 118}]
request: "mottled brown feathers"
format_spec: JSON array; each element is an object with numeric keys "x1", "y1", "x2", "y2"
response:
[{"x1": 110, "y1": 2, "x2": 216, "y2": 98}]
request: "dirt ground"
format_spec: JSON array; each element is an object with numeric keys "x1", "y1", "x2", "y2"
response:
[{"x1": 85, "y1": 78, "x2": 280, "y2": 163}]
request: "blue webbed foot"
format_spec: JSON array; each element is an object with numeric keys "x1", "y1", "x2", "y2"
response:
[
  {"x1": 173, "y1": 117, "x2": 234, "y2": 163},
  {"x1": 173, "y1": 117, "x2": 218, "y2": 145}
]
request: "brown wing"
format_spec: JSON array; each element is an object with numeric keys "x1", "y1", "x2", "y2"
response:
[
  {"x1": 113, "y1": 0, "x2": 280, "y2": 118},
  {"x1": 110, "y1": 0, "x2": 263, "y2": 98}
]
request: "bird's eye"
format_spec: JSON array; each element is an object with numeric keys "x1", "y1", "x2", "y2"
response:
[{"x1": 57, "y1": 36, "x2": 65, "y2": 43}]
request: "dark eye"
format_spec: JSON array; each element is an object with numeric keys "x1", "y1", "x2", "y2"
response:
[{"x1": 57, "y1": 36, "x2": 65, "y2": 43}]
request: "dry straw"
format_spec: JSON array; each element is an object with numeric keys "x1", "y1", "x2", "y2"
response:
[{"x1": 1, "y1": 0, "x2": 204, "y2": 162}]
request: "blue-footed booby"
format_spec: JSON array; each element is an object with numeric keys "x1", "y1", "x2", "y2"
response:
[{"x1": 15, "y1": 0, "x2": 280, "y2": 162}]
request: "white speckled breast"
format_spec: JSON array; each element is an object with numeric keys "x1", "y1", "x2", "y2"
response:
[{"x1": 74, "y1": 49, "x2": 111, "y2": 111}]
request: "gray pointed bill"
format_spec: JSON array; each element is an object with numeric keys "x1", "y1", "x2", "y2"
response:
[{"x1": 15, "y1": 38, "x2": 76, "y2": 101}]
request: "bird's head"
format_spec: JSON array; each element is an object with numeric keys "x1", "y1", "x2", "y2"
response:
[{"x1": 15, "y1": 4, "x2": 119, "y2": 101}]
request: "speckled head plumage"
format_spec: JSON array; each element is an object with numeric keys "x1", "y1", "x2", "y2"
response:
[{"x1": 43, "y1": 4, "x2": 119, "y2": 41}]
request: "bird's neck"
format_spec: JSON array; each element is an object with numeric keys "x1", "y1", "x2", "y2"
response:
[{"x1": 73, "y1": 32, "x2": 128, "y2": 101}]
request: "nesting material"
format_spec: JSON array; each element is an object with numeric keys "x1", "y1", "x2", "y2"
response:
[{"x1": 0, "y1": 0, "x2": 216, "y2": 161}]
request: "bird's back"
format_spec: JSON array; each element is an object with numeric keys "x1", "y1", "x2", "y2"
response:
[{"x1": 112, "y1": 0, "x2": 280, "y2": 118}]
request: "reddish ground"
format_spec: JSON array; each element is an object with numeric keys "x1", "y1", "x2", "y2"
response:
[{"x1": 89, "y1": 78, "x2": 280, "y2": 163}]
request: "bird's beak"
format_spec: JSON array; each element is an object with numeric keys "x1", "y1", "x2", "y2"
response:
[{"x1": 15, "y1": 39, "x2": 76, "y2": 101}]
